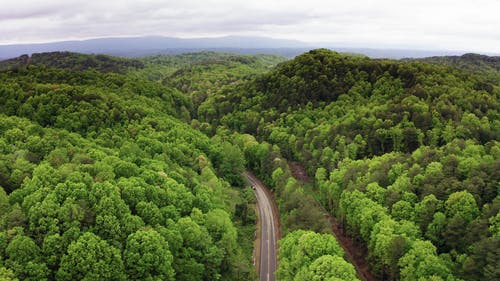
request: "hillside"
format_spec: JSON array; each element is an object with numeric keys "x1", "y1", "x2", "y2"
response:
[
  {"x1": 405, "y1": 53, "x2": 500, "y2": 83},
  {"x1": 407, "y1": 53, "x2": 500, "y2": 73},
  {"x1": 0, "y1": 52, "x2": 144, "y2": 73},
  {"x1": 198, "y1": 49, "x2": 500, "y2": 281},
  {"x1": 134, "y1": 51, "x2": 284, "y2": 82},
  {"x1": 0, "y1": 49, "x2": 498, "y2": 281},
  {"x1": 0, "y1": 53, "x2": 256, "y2": 280}
]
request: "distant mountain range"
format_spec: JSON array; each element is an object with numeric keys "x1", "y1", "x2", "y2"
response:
[
  {"x1": 0, "y1": 36, "x2": 308, "y2": 59},
  {"x1": 0, "y1": 35, "x2": 493, "y2": 59}
]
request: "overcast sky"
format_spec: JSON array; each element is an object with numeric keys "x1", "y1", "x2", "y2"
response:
[{"x1": 1, "y1": 0, "x2": 499, "y2": 53}]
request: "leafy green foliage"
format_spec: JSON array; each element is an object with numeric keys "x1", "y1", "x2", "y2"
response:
[
  {"x1": 406, "y1": 53, "x2": 500, "y2": 83},
  {"x1": 0, "y1": 52, "x2": 144, "y2": 73},
  {"x1": 124, "y1": 229, "x2": 174, "y2": 281},
  {"x1": 1, "y1": 47, "x2": 498, "y2": 281},
  {"x1": 200, "y1": 49, "x2": 499, "y2": 280},
  {"x1": 130, "y1": 51, "x2": 285, "y2": 118},
  {"x1": 0, "y1": 53, "x2": 254, "y2": 281},
  {"x1": 57, "y1": 232, "x2": 126, "y2": 281},
  {"x1": 134, "y1": 51, "x2": 284, "y2": 82},
  {"x1": 277, "y1": 230, "x2": 359, "y2": 281}
]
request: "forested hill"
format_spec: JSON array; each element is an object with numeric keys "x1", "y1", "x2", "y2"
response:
[
  {"x1": 406, "y1": 53, "x2": 500, "y2": 74},
  {"x1": 130, "y1": 51, "x2": 286, "y2": 118},
  {"x1": 198, "y1": 49, "x2": 500, "y2": 280},
  {"x1": 0, "y1": 53, "x2": 257, "y2": 280},
  {"x1": 199, "y1": 49, "x2": 498, "y2": 118},
  {"x1": 141, "y1": 51, "x2": 284, "y2": 72},
  {"x1": 0, "y1": 48, "x2": 498, "y2": 281},
  {"x1": 133, "y1": 51, "x2": 285, "y2": 85},
  {"x1": 404, "y1": 53, "x2": 500, "y2": 84},
  {"x1": 0, "y1": 52, "x2": 144, "y2": 73},
  {"x1": 162, "y1": 52, "x2": 285, "y2": 93}
]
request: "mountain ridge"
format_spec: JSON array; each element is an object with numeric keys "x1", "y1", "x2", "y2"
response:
[
  {"x1": 0, "y1": 36, "x2": 309, "y2": 59},
  {"x1": 2, "y1": 35, "x2": 495, "y2": 60}
]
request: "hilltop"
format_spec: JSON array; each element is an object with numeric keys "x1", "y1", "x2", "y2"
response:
[
  {"x1": 0, "y1": 51, "x2": 257, "y2": 280},
  {"x1": 0, "y1": 49, "x2": 498, "y2": 281},
  {"x1": 0, "y1": 52, "x2": 144, "y2": 73},
  {"x1": 198, "y1": 49, "x2": 500, "y2": 281}
]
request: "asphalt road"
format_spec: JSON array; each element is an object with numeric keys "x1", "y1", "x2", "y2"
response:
[{"x1": 244, "y1": 171, "x2": 277, "y2": 281}]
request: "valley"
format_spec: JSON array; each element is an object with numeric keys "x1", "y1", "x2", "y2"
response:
[{"x1": 0, "y1": 49, "x2": 498, "y2": 281}]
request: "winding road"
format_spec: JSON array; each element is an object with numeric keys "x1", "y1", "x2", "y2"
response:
[{"x1": 243, "y1": 171, "x2": 278, "y2": 281}]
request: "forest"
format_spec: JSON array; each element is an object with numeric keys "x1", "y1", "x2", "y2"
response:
[
  {"x1": 0, "y1": 52, "x2": 260, "y2": 281},
  {"x1": 198, "y1": 49, "x2": 499, "y2": 281},
  {"x1": 0, "y1": 49, "x2": 498, "y2": 281}
]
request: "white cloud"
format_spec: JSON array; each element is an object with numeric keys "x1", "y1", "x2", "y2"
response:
[{"x1": 0, "y1": 0, "x2": 498, "y2": 53}]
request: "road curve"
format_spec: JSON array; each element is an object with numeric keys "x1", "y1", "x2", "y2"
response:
[{"x1": 243, "y1": 171, "x2": 278, "y2": 281}]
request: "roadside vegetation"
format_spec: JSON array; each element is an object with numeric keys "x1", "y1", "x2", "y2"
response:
[
  {"x1": 198, "y1": 49, "x2": 499, "y2": 281},
  {"x1": 0, "y1": 49, "x2": 498, "y2": 281}
]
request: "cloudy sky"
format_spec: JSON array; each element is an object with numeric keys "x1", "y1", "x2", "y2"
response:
[{"x1": 1, "y1": 0, "x2": 499, "y2": 53}]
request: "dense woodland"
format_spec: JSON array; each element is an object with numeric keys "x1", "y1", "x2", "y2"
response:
[
  {"x1": 404, "y1": 53, "x2": 500, "y2": 84},
  {"x1": 0, "y1": 49, "x2": 498, "y2": 281},
  {"x1": 0, "y1": 52, "x2": 145, "y2": 73},
  {"x1": 0, "y1": 52, "x2": 260, "y2": 281},
  {"x1": 197, "y1": 49, "x2": 499, "y2": 280}
]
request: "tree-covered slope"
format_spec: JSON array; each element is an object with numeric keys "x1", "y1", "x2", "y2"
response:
[
  {"x1": 199, "y1": 49, "x2": 500, "y2": 281},
  {"x1": 0, "y1": 63, "x2": 192, "y2": 135},
  {"x1": 129, "y1": 51, "x2": 285, "y2": 118},
  {"x1": 133, "y1": 51, "x2": 285, "y2": 82},
  {"x1": 133, "y1": 50, "x2": 361, "y2": 280},
  {"x1": 0, "y1": 52, "x2": 144, "y2": 73},
  {"x1": 407, "y1": 53, "x2": 500, "y2": 74},
  {"x1": 1, "y1": 48, "x2": 498, "y2": 281},
  {"x1": 0, "y1": 55, "x2": 255, "y2": 281},
  {"x1": 164, "y1": 54, "x2": 284, "y2": 97},
  {"x1": 405, "y1": 53, "x2": 500, "y2": 84}
]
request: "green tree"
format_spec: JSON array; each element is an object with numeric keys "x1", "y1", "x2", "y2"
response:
[
  {"x1": 277, "y1": 230, "x2": 345, "y2": 281},
  {"x1": 398, "y1": 240, "x2": 453, "y2": 281},
  {"x1": 415, "y1": 194, "x2": 442, "y2": 232},
  {"x1": 445, "y1": 191, "x2": 479, "y2": 223},
  {"x1": 0, "y1": 266, "x2": 19, "y2": 281},
  {"x1": 124, "y1": 229, "x2": 174, "y2": 281},
  {"x1": 0, "y1": 187, "x2": 9, "y2": 217},
  {"x1": 57, "y1": 232, "x2": 126, "y2": 281},
  {"x1": 391, "y1": 200, "x2": 415, "y2": 221},
  {"x1": 425, "y1": 212, "x2": 447, "y2": 249},
  {"x1": 297, "y1": 255, "x2": 359, "y2": 281},
  {"x1": 5, "y1": 234, "x2": 48, "y2": 281},
  {"x1": 215, "y1": 142, "x2": 245, "y2": 186}
]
